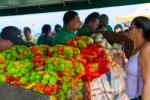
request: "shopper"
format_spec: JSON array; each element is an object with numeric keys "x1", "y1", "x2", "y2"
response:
[
  {"x1": 54, "y1": 11, "x2": 81, "y2": 45},
  {"x1": 114, "y1": 24, "x2": 123, "y2": 33},
  {"x1": 77, "y1": 12, "x2": 100, "y2": 36},
  {"x1": 54, "y1": 24, "x2": 62, "y2": 33},
  {"x1": 23, "y1": 27, "x2": 36, "y2": 43},
  {"x1": 125, "y1": 16, "x2": 150, "y2": 100},
  {"x1": 0, "y1": 38, "x2": 13, "y2": 51},
  {"x1": 0, "y1": 26, "x2": 34, "y2": 47},
  {"x1": 97, "y1": 14, "x2": 113, "y2": 32},
  {"x1": 37, "y1": 24, "x2": 54, "y2": 46}
]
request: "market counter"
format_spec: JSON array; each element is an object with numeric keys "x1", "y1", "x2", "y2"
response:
[{"x1": 0, "y1": 83, "x2": 49, "y2": 100}]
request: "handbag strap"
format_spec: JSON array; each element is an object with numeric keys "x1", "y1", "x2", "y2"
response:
[{"x1": 135, "y1": 60, "x2": 140, "y2": 100}]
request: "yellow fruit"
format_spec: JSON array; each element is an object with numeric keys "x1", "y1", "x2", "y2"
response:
[
  {"x1": 24, "y1": 83, "x2": 36, "y2": 90},
  {"x1": 89, "y1": 63, "x2": 99, "y2": 68},
  {"x1": 0, "y1": 54, "x2": 5, "y2": 61},
  {"x1": 15, "y1": 61, "x2": 23, "y2": 68},
  {"x1": 50, "y1": 95, "x2": 57, "y2": 100},
  {"x1": 35, "y1": 66, "x2": 44, "y2": 71},
  {"x1": 83, "y1": 37, "x2": 94, "y2": 44},
  {"x1": 79, "y1": 36, "x2": 88, "y2": 40},
  {"x1": 77, "y1": 40, "x2": 87, "y2": 48}
]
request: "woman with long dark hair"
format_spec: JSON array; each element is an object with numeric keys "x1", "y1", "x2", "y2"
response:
[
  {"x1": 125, "y1": 16, "x2": 150, "y2": 100},
  {"x1": 37, "y1": 24, "x2": 54, "y2": 46}
]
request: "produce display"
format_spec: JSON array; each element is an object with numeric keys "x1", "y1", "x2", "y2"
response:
[
  {"x1": 0, "y1": 45, "x2": 85, "y2": 99},
  {"x1": 66, "y1": 36, "x2": 109, "y2": 81},
  {"x1": 0, "y1": 35, "x2": 128, "y2": 100},
  {"x1": 88, "y1": 33, "x2": 128, "y2": 100}
]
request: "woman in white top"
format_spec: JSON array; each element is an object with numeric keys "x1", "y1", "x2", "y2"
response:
[{"x1": 126, "y1": 16, "x2": 150, "y2": 100}]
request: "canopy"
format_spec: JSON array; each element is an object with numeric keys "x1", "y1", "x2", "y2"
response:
[
  {"x1": 0, "y1": 0, "x2": 149, "y2": 16},
  {"x1": 116, "y1": 3, "x2": 150, "y2": 22},
  {"x1": 0, "y1": 0, "x2": 88, "y2": 10}
]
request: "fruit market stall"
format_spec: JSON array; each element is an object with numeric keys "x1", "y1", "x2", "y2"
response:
[{"x1": 0, "y1": 34, "x2": 128, "y2": 100}]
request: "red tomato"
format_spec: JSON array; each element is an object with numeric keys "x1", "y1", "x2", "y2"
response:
[
  {"x1": 58, "y1": 51, "x2": 63, "y2": 55},
  {"x1": 14, "y1": 77, "x2": 20, "y2": 81},
  {"x1": 75, "y1": 36, "x2": 80, "y2": 40},
  {"x1": 32, "y1": 56, "x2": 41, "y2": 63},
  {"x1": 47, "y1": 51, "x2": 53, "y2": 57},
  {"x1": 14, "y1": 81, "x2": 21, "y2": 87},
  {"x1": 2, "y1": 68, "x2": 6, "y2": 71},
  {"x1": 44, "y1": 86, "x2": 52, "y2": 95},
  {"x1": 58, "y1": 46, "x2": 64, "y2": 51},
  {"x1": 56, "y1": 84, "x2": 61, "y2": 89},
  {"x1": 29, "y1": 47, "x2": 41, "y2": 55},
  {"x1": 0, "y1": 60, "x2": 3, "y2": 64},
  {"x1": 91, "y1": 72, "x2": 101, "y2": 78},
  {"x1": 5, "y1": 75, "x2": 14, "y2": 83},
  {"x1": 35, "y1": 83, "x2": 44, "y2": 92},
  {"x1": 52, "y1": 60, "x2": 58, "y2": 66},
  {"x1": 51, "y1": 85, "x2": 57, "y2": 92}
]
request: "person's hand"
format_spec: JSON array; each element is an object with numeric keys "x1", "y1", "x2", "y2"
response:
[
  {"x1": 66, "y1": 38, "x2": 73, "y2": 45},
  {"x1": 0, "y1": 39, "x2": 13, "y2": 51},
  {"x1": 112, "y1": 53, "x2": 126, "y2": 67}
]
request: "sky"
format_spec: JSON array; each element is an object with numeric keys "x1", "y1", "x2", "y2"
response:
[{"x1": 0, "y1": 3, "x2": 149, "y2": 37}]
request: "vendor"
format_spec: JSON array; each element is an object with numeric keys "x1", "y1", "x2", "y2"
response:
[
  {"x1": 97, "y1": 14, "x2": 113, "y2": 32},
  {"x1": 54, "y1": 11, "x2": 81, "y2": 45},
  {"x1": 0, "y1": 26, "x2": 34, "y2": 47},
  {"x1": 77, "y1": 12, "x2": 100, "y2": 36}
]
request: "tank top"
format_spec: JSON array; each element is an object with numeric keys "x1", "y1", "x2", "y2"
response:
[{"x1": 125, "y1": 52, "x2": 143, "y2": 99}]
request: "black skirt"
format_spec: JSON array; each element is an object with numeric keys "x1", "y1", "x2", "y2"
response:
[{"x1": 130, "y1": 96, "x2": 141, "y2": 100}]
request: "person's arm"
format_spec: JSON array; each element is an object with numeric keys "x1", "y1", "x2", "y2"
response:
[
  {"x1": 0, "y1": 39, "x2": 13, "y2": 51},
  {"x1": 90, "y1": 31, "x2": 134, "y2": 59},
  {"x1": 79, "y1": 29, "x2": 133, "y2": 58},
  {"x1": 139, "y1": 43, "x2": 150, "y2": 100}
]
